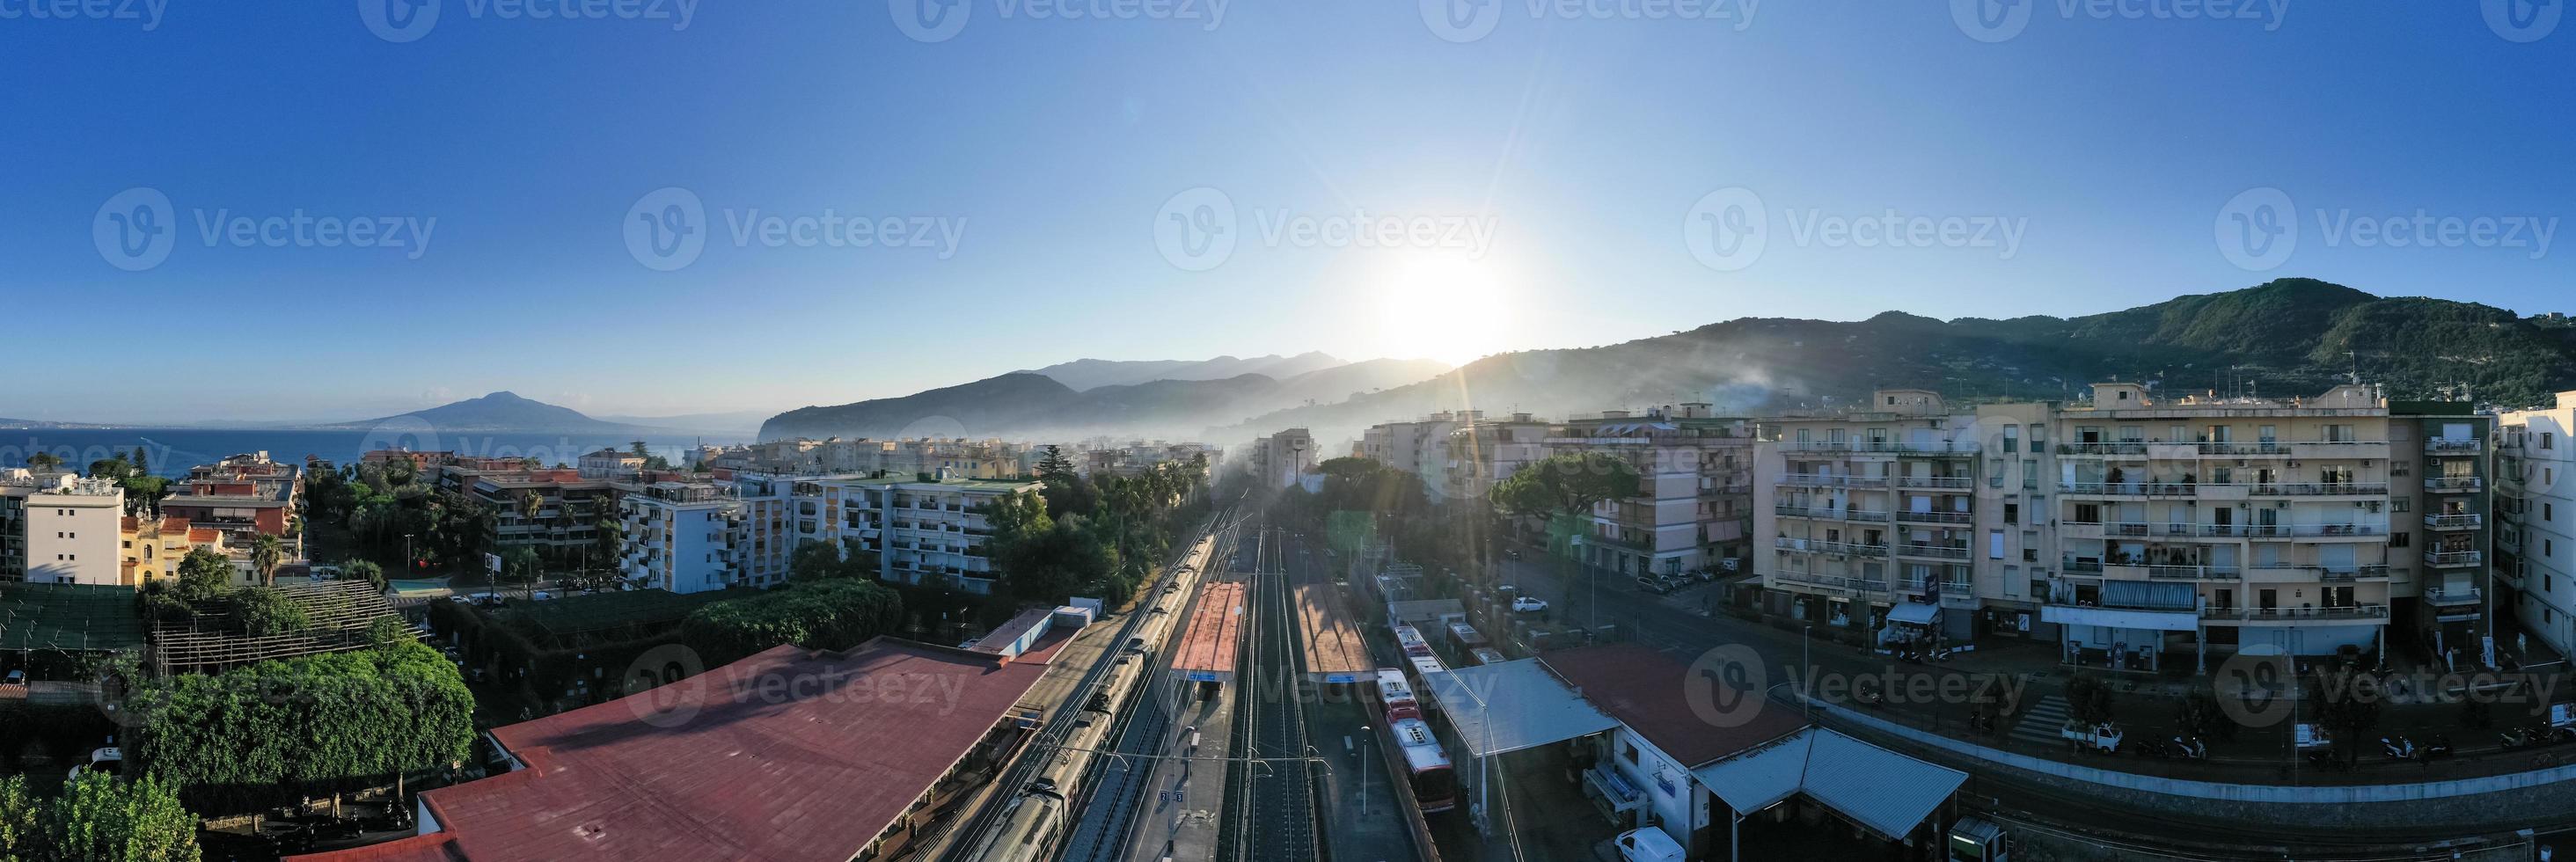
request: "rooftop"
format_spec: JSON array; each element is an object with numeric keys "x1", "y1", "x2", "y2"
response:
[
  {"x1": 1541, "y1": 644, "x2": 1808, "y2": 768},
  {"x1": 1173, "y1": 581, "x2": 1247, "y2": 675},
  {"x1": 302, "y1": 639, "x2": 1047, "y2": 862}
]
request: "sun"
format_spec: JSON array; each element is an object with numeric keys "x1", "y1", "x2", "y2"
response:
[{"x1": 1371, "y1": 252, "x2": 1514, "y2": 368}]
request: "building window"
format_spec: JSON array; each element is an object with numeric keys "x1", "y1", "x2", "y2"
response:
[
  {"x1": 2391, "y1": 533, "x2": 2410, "y2": 548},
  {"x1": 2002, "y1": 426, "x2": 2020, "y2": 454}
]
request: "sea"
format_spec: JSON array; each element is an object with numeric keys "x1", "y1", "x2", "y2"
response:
[{"x1": 0, "y1": 428, "x2": 746, "y2": 478}]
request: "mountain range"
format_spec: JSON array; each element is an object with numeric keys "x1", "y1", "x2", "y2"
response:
[
  {"x1": 1024, "y1": 353, "x2": 1352, "y2": 391},
  {"x1": 761, "y1": 278, "x2": 2576, "y2": 446}
]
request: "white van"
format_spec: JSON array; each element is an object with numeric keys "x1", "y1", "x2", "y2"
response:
[{"x1": 1614, "y1": 828, "x2": 1685, "y2": 862}]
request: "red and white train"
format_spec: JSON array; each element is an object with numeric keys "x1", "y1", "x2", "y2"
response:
[{"x1": 1372, "y1": 667, "x2": 1456, "y2": 814}]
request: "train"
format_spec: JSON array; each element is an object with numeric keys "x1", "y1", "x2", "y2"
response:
[
  {"x1": 1393, "y1": 625, "x2": 1433, "y2": 658},
  {"x1": 1372, "y1": 668, "x2": 1457, "y2": 815},
  {"x1": 1387, "y1": 717, "x2": 1458, "y2": 814}
]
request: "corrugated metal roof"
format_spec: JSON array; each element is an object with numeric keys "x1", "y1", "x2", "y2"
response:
[
  {"x1": 1688, "y1": 728, "x2": 1965, "y2": 841},
  {"x1": 1423, "y1": 659, "x2": 1619, "y2": 757}
]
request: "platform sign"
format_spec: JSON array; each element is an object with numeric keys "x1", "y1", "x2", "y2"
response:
[
  {"x1": 1185, "y1": 670, "x2": 1225, "y2": 683},
  {"x1": 1323, "y1": 672, "x2": 1364, "y2": 683}
]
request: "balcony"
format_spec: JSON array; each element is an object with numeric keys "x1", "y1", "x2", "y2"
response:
[
  {"x1": 1895, "y1": 543, "x2": 1970, "y2": 560},
  {"x1": 2205, "y1": 604, "x2": 2391, "y2": 622},
  {"x1": 2424, "y1": 477, "x2": 2485, "y2": 493},
  {"x1": 2143, "y1": 565, "x2": 2239, "y2": 581},
  {"x1": 2060, "y1": 521, "x2": 2151, "y2": 539},
  {"x1": 2424, "y1": 586, "x2": 2483, "y2": 607},
  {"x1": 1894, "y1": 476, "x2": 1974, "y2": 490},
  {"x1": 2424, "y1": 551, "x2": 2483, "y2": 568},
  {"x1": 2425, "y1": 514, "x2": 2484, "y2": 530},
  {"x1": 1771, "y1": 570, "x2": 1890, "y2": 594},
  {"x1": 2317, "y1": 565, "x2": 2392, "y2": 582},
  {"x1": 1775, "y1": 473, "x2": 1887, "y2": 489},
  {"x1": 1894, "y1": 510, "x2": 1972, "y2": 525},
  {"x1": 2255, "y1": 482, "x2": 2390, "y2": 497},
  {"x1": 1782, "y1": 440, "x2": 1980, "y2": 456},
  {"x1": 2284, "y1": 522, "x2": 2389, "y2": 538},
  {"x1": 2057, "y1": 442, "x2": 2148, "y2": 457},
  {"x1": 2424, "y1": 438, "x2": 2483, "y2": 454},
  {"x1": 2197, "y1": 441, "x2": 2293, "y2": 457},
  {"x1": 2061, "y1": 558, "x2": 2104, "y2": 574},
  {"x1": 2293, "y1": 439, "x2": 2390, "y2": 456},
  {"x1": 1773, "y1": 537, "x2": 1888, "y2": 557}
]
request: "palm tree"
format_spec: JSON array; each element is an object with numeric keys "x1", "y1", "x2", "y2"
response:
[{"x1": 250, "y1": 534, "x2": 285, "y2": 587}]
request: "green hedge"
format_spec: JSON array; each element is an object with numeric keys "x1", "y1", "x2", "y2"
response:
[
  {"x1": 678, "y1": 580, "x2": 904, "y2": 666},
  {"x1": 128, "y1": 640, "x2": 473, "y2": 814}
]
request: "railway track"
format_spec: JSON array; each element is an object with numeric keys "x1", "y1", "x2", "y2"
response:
[
  {"x1": 1218, "y1": 524, "x2": 1321, "y2": 862},
  {"x1": 932, "y1": 503, "x2": 1244, "y2": 862}
]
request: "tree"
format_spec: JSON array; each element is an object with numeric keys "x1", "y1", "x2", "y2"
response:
[
  {"x1": 44, "y1": 772, "x2": 200, "y2": 862},
  {"x1": 338, "y1": 559, "x2": 387, "y2": 592},
  {"x1": 1488, "y1": 452, "x2": 1642, "y2": 525},
  {"x1": 233, "y1": 588, "x2": 311, "y2": 637},
  {"x1": 518, "y1": 492, "x2": 545, "y2": 527},
  {"x1": 680, "y1": 580, "x2": 905, "y2": 664},
  {"x1": 501, "y1": 546, "x2": 543, "y2": 590},
  {"x1": 789, "y1": 541, "x2": 860, "y2": 581},
  {"x1": 131, "y1": 447, "x2": 149, "y2": 475},
  {"x1": 2312, "y1": 668, "x2": 2382, "y2": 764},
  {"x1": 0, "y1": 775, "x2": 37, "y2": 857},
  {"x1": 249, "y1": 534, "x2": 285, "y2": 586},
  {"x1": 998, "y1": 515, "x2": 1117, "y2": 606},
  {"x1": 130, "y1": 640, "x2": 472, "y2": 814},
  {"x1": 26, "y1": 452, "x2": 62, "y2": 471},
  {"x1": 2064, "y1": 672, "x2": 2117, "y2": 727},
  {"x1": 173, "y1": 549, "x2": 235, "y2": 603}
]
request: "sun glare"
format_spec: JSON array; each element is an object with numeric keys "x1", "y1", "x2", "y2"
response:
[{"x1": 1372, "y1": 252, "x2": 1513, "y2": 369}]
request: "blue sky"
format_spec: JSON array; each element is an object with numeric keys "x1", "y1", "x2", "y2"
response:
[{"x1": 3, "y1": 1, "x2": 2569, "y2": 424}]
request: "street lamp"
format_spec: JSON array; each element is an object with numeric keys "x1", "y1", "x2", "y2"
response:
[{"x1": 1569, "y1": 534, "x2": 1592, "y2": 633}]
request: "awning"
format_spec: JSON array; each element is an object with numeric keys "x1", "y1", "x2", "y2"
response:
[
  {"x1": 1424, "y1": 659, "x2": 1621, "y2": 758},
  {"x1": 1886, "y1": 602, "x2": 1939, "y2": 625},
  {"x1": 1692, "y1": 728, "x2": 1967, "y2": 841},
  {"x1": 2040, "y1": 604, "x2": 2199, "y2": 632}
]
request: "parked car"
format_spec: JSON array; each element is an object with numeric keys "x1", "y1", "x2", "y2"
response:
[
  {"x1": 2061, "y1": 721, "x2": 2123, "y2": 754},
  {"x1": 1613, "y1": 828, "x2": 1685, "y2": 862},
  {"x1": 1511, "y1": 596, "x2": 1549, "y2": 614},
  {"x1": 3, "y1": 669, "x2": 26, "y2": 687}
]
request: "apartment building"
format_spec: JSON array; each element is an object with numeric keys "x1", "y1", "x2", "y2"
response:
[
  {"x1": 2050, "y1": 383, "x2": 2397, "y2": 669},
  {"x1": 1246, "y1": 427, "x2": 1317, "y2": 489},
  {"x1": 1438, "y1": 412, "x2": 1553, "y2": 505},
  {"x1": 158, "y1": 451, "x2": 303, "y2": 555},
  {"x1": 2389, "y1": 401, "x2": 2496, "y2": 668},
  {"x1": 2499, "y1": 394, "x2": 2576, "y2": 661},
  {"x1": 1753, "y1": 390, "x2": 2002, "y2": 646},
  {"x1": 4, "y1": 474, "x2": 127, "y2": 586},
  {"x1": 618, "y1": 479, "x2": 743, "y2": 595},
  {"x1": 433, "y1": 464, "x2": 618, "y2": 563},
  {"x1": 1363, "y1": 412, "x2": 1475, "y2": 495},
  {"x1": 1550, "y1": 404, "x2": 1757, "y2": 579},
  {"x1": 720, "y1": 471, "x2": 1043, "y2": 595}
]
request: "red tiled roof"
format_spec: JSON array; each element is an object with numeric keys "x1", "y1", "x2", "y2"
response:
[
  {"x1": 1541, "y1": 644, "x2": 1809, "y2": 768},
  {"x1": 187, "y1": 528, "x2": 221, "y2": 544},
  {"x1": 285, "y1": 833, "x2": 462, "y2": 862},
  {"x1": 120, "y1": 516, "x2": 139, "y2": 531},
  {"x1": 303, "y1": 638, "x2": 1047, "y2": 862}
]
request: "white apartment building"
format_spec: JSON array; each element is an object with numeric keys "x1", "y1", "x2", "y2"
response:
[
  {"x1": 729, "y1": 471, "x2": 1044, "y2": 595},
  {"x1": 618, "y1": 480, "x2": 743, "y2": 595},
  {"x1": 2500, "y1": 394, "x2": 2576, "y2": 660},
  {"x1": 1246, "y1": 428, "x2": 1317, "y2": 489},
  {"x1": 1438, "y1": 413, "x2": 1553, "y2": 505},
  {"x1": 10, "y1": 475, "x2": 127, "y2": 586},
  {"x1": 2049, "y1": 382, "x2": 2397, "y2": 668},
  {"x1": 1551, "y1": 405, "x2": 1757, "y2": 578},
  {"x1": 1753, "y1": 390, "x2": 2006, "y2": 646}
]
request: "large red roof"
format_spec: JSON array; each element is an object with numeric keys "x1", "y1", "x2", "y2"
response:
[
  {"x1": 294, "y1": 637, "x2": 1047, "y2": 862},
  {"x1": 1541, "y1": 644, "x2": 1808, "y2": 768}
]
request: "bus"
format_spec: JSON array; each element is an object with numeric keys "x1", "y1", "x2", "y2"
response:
[
  {"x1": 1388, "y1": 717, "x2": 1457, "y2": 814},
  {"x1": 1408, "y1": 653, "x2": 1447, "y2": 682}
]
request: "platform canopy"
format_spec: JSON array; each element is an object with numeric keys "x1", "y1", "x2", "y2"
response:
[
  {"x1": 1692, "y1": 727, "x2": 1966, "y2": 841},
  {"x1": 1423, "y1": 658, "x2": 1619, "y2": 758}
]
